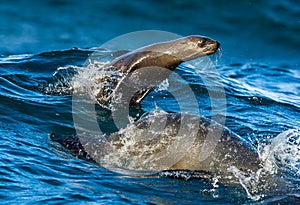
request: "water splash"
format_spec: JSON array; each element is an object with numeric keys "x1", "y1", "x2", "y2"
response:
[
  {"x1": 154, "y1": 79, "x2": 169, "y2": 92},
  {"x1": 268, "y1": 129, "x2": 300, "y2": 177},
  {"x1": 43, "y1": 65, "x2": 79, "y2": 95},
  {"x1": 214, "y1": 47, "x2": 222, "y2": 65},
  {"x1": 43, "y1": 58, "x2": 126, "y2": 108},
  {"x1": 256, "y1": 129, "x2": 300, "y2": 182},
  {"x1": 72, "y1": 60, "x2": 115, "y2": 103},
  {"x1": 228, "y1": 129, "x2": 300, "y2": 200},
  {"x1": 227, "y1": 166, "x2": 265, "y2": 200}
]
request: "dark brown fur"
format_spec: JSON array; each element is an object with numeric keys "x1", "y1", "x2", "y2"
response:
[{"x1": 96, "y1": 36, "x2": 220, "y2": 105}]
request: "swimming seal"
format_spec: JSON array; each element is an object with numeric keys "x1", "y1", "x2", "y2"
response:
[
  {"x1": 96, "y1": 36, "x2": 220, "y2": 105},
  {"x1": 52, "y1": 112, "x2": 261, "y2": 180}
]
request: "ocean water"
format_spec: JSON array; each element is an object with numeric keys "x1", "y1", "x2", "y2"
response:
[{"x1": 0, "y1": 0, "x2": 300, "y2": 204}]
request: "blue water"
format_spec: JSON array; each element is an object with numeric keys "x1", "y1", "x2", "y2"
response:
[{"x1": 1, "y1": 0, "x2": 300, "y2": 204}]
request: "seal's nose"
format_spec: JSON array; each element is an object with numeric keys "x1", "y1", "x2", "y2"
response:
[{"x1": 200, "y1": 37, "x2": 220, "y2": 49}]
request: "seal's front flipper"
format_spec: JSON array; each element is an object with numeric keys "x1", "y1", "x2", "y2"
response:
[{"x1": 50, "y1": 133, "x2": 91, "y2": 160}]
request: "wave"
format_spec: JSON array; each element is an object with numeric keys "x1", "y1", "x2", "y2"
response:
[{"x1": 0, "y1": 48, "x2": 299, "y2": 203}]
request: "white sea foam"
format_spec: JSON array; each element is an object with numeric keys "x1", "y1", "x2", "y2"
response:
[
  {"x1": 72, "y1": 61, "x2": 114, "y2": 101},
  {"x1": 154, "y1": 79, "x2": 169, "y2": 92},
  {"x1": 267, "y1": 129, "x2": 300, "y2": 176},
  {"x1": 228, "y1": 129, "x2": 300, "y2": 200},
  {"x1": 44, "y1": 65, "x2": 79, "y2": 95}
]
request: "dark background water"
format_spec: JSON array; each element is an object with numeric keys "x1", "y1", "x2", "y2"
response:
[
  {"x1": 0, "y1": 0, "x2": 300, "y2": 204},
  {"x1": 1, "y1": 0, "x2": 300, "y2": 63}
]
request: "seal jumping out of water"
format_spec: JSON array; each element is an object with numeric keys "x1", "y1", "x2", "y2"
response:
[{"x1": 95, "y1": 35, "x2": 220, "y2": 105}]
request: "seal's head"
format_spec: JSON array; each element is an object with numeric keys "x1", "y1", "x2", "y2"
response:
[{"x1": 170, "y1": 35, "x2": 220, "y2": 61}]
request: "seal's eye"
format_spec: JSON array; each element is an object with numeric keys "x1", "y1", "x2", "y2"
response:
[{"x1": 197, "y1": 39, "x2": 206, "y2": 47}]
